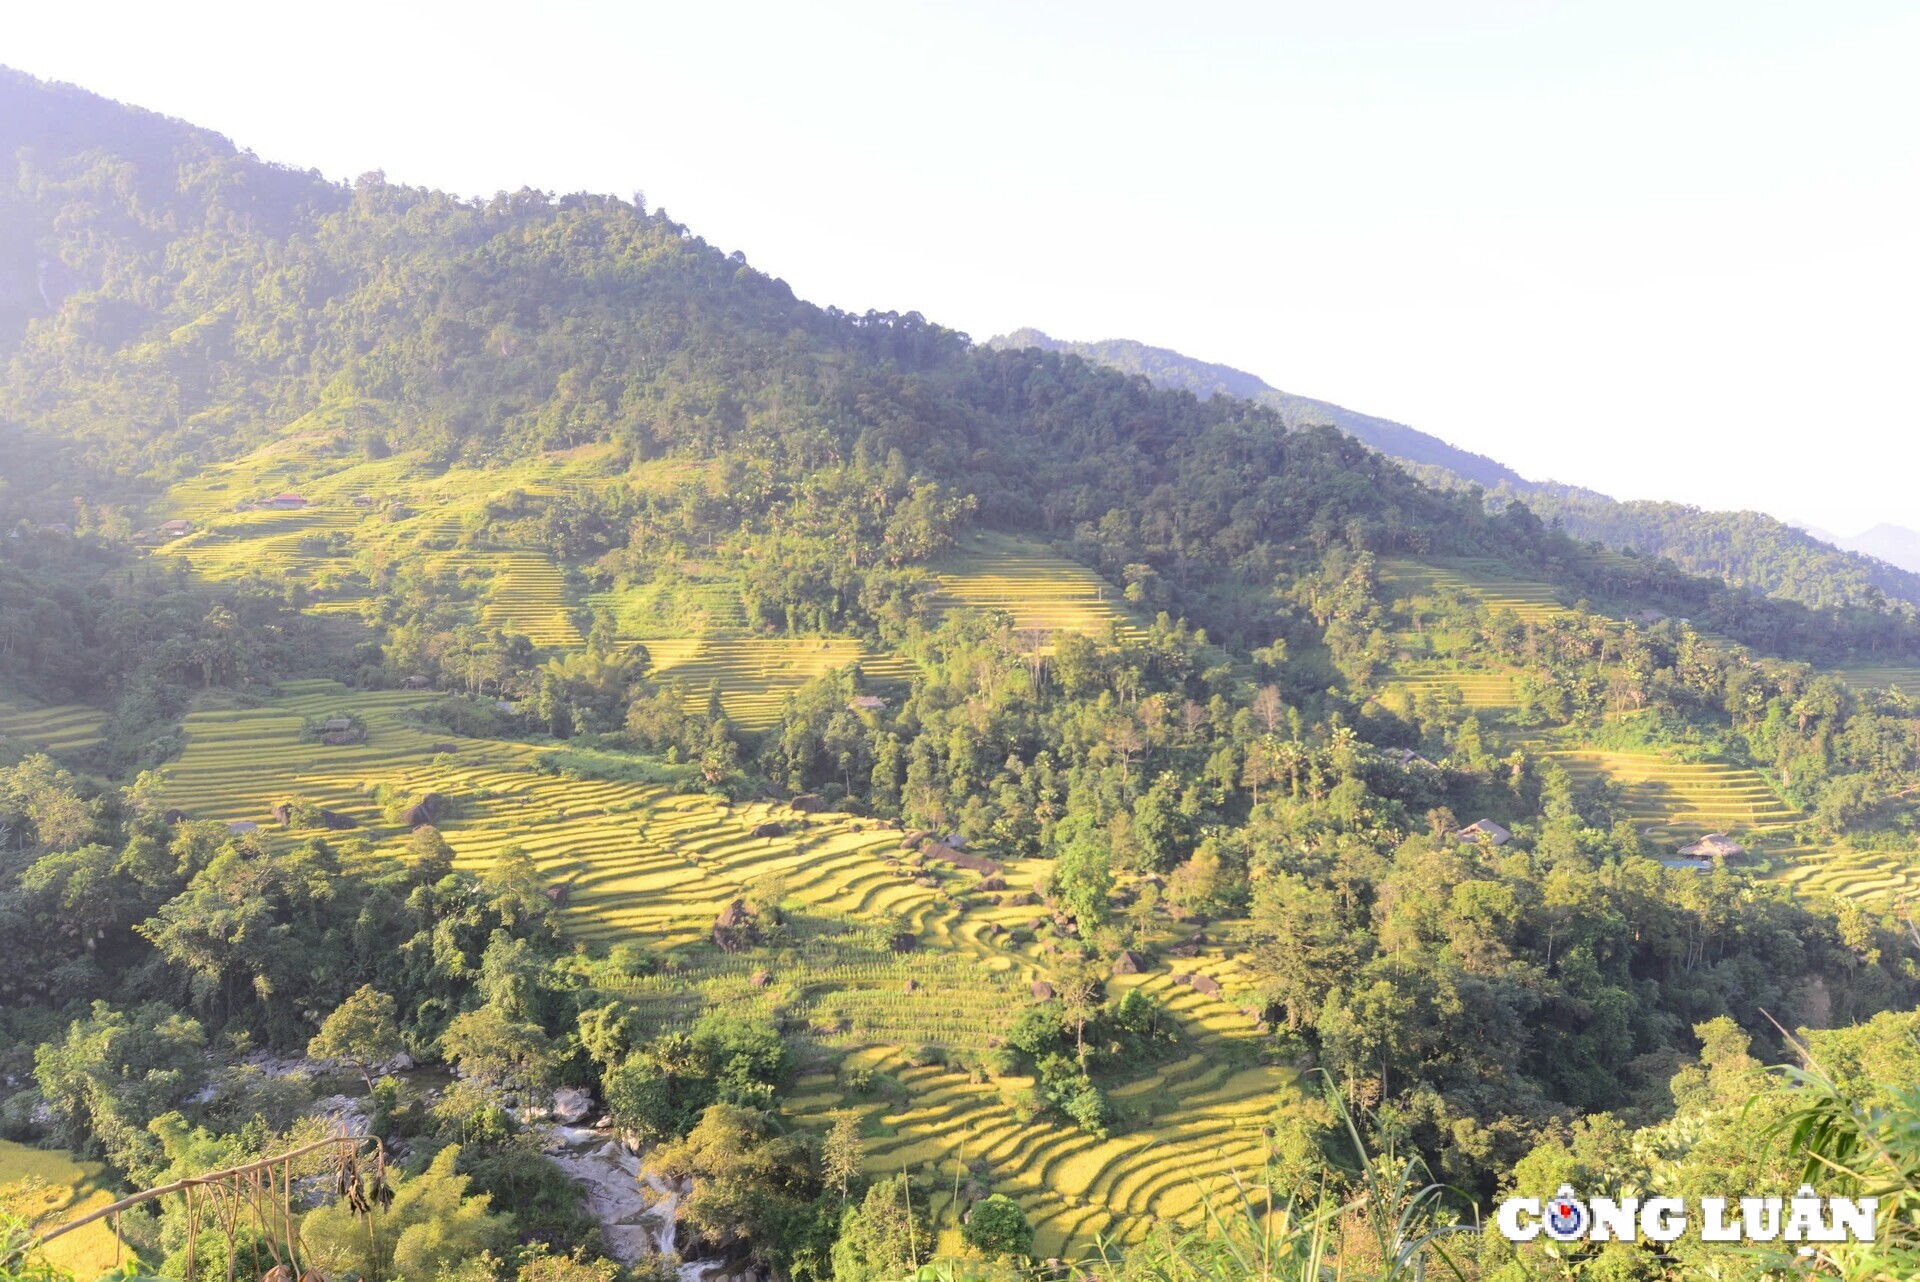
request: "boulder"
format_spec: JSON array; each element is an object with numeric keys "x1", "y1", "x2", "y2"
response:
[{"x1": 552, "y1": 1087, "x2": 594, "y2": 1125}]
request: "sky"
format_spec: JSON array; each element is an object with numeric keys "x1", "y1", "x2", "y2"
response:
[{"x1": 8, "y1": 1, "x2": 1918, "y2": 534}]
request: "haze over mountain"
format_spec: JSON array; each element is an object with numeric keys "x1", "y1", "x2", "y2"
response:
[
  {"x1": 1791, "y1": 521, "x2": 1920, "y2": 576},
  {"x1": 990, "y1": 328, "x2": 1920, "y2": 612}
]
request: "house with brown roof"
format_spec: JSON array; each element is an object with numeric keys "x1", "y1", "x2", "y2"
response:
[
  {"x1": 266, "y1": 493, "x2": 309, "y2": 509},
  {"x1": 1676, "y1": 833, "x2": 1746, "y2": 861},
  {"x1": 848, "y1": 695, "x2": 888, "y2": 713},
  {"x1": 159, "y1": 519, "x2": 193, "y2": 538}
]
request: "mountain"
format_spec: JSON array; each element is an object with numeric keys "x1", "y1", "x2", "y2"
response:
[
  {"x1": 1839, "y1": 523, "x2": 1920, "y2": 575},
  {"x1": 990, "y1": 328, "x2": 1920, "y2": 612},
  {"x1": 6, "y1": 67, "x2": 1920, "y2": 1282},
  {"x1": 987, "y1": 328, "x2": 1535, "y2": 490}
]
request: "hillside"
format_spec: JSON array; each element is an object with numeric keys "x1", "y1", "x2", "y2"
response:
[
  {"x1": 987, "y1": 328, "x2": 1533, "y2": 489},
  {"x1": 990, "y1": 328, "x2": 1920, "y2": 613},
  {"x1": 4, "y1": 67, "x2": 1920, "y2": 1282}
]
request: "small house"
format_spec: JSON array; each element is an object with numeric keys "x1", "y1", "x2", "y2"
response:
[
  {"x1": 266, "y1": 493, "x2": 309, "y2": 510},
  {"x1": 1676, "y1": 833, "x2": 1746, "y2": 862},
  {"x1": 400, "y1": 675, "x2": 432, "y2": 690},
  {"x1": 1454, "y1": 819, "x2": 1512, "y2": 847},
  {"x1": 1387, "y1": 747, "x2": 1438, "y2": 770},
  {"x1": 921, "y1": 842, "x2": 1002, "y2": 876},
  {"x1": 351, "y1": 496, "x2": 375, "y2": 508},
  {"x1": 226, "y1": 820, "x2": 260, "y2": 835},
  {"x1": 713, "y1": 899, "x2": 753, "y2": 952},
  {"x1": 159, "y1": 519, "x2": 193, "y2": 538},
  {"x1": 848, "y1": 695, "x2": 888, "y2": 713},
  {"x1": 323, "y1": 717, "x2": 353, "y2": 733},
  {"x1": 1634, "y1": 608, "x2": 1667, "y2": 625},
  {"x1": 402, "y1": 794, "x2": 444, "y2": 828}
]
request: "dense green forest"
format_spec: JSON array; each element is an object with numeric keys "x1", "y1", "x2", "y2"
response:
[
  {"x1": 994, "y1": 329, "x2": 1920, "y2": 614},
  {"x1": 3, "y1": 66, "x2": 1920, "y2": 1282}
]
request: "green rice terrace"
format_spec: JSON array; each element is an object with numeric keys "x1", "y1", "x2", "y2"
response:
[
  {"x1": 0, "y1": 697, "x2": 109, "y2": 760},
  {"x1": 931, "y1": 533, "x2": 1148, "y2": 642},
  {"x1": 1545, "y1": 749, "x2": 1800, "y2": 846},
  {"x1": 1378, "y1": 556, "x2": 1571, "y2": 625},
  {"x1": 1838, "y1": 665, "x2": 1920, "y2": 701},
  {"x1": 149, "y1": 679, "x2": 1281, "y2": 1257}
]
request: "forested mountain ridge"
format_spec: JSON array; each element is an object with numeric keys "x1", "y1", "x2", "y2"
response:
[
  {"x1": 991, "y1": 327, "x2": 1920, "y2": 612},
  {"x1": 987, "y1": 327, "x2": 1533, "y2": 489},
  {"x1": 5, "y1": 66, "x2": 1920, "y2": 1282}
]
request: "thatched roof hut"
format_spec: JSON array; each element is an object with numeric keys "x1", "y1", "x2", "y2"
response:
[
  {"x1": 1677, "y1": 832, "x2": 1746, "y2": 861},
  {"x1": 402, "y1": 794, "x2": 443, "y2": 828},
  {"x1": 323, "y1": 717, "x2": 353, "y2": 733},
  {"x1": 922, "y1": 842, "x2": 1001, "y2": 876},
  {"x1": 713, "y1": 899, "x2": 754, "y2": 952}
]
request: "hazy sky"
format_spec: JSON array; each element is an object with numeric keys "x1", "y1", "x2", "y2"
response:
[{"x1": 10, "y1": 2, "x2": 1917, "y2": 534}]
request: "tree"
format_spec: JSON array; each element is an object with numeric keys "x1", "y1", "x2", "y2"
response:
[
  {"x1": 405, "y1": 825, "x2": 456, "y2": 884},
  {"x1": 1055, "y1": 960, "x2": 1102, "y2": 1068},
  {"x1": 307, "y1": 984, "x2": 404, "y2": 1091},
  {"x1": 962, "y1": 1193, "x2": 1034, "y2": 1260},
  {"x1": 642, "y1": 1104, "x2": 818, "y2": 1267},
  {"x1": 303, "y1": 1145, "x2": 510, "y2": 1282},
  {"x1": 441, "y1": 1004, "x2": 560, "y2": 1093},
  {"x1": 830, "y1": 1174, "x2": 927, "y2": 1282},
  {"x1": 821, "y1": 1110, "x2": 864, "y2": 1204}
]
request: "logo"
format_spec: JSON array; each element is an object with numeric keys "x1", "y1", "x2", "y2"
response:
[
  {"x1": 1496, "y1": 1185, "x2": 1879, "y2": 1247},
  {"x1": 1543, "y1": 1187, "x2": 1587, "y2": 1241}
]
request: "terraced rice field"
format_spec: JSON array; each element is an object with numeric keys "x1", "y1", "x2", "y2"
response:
[
  {"x1": 1379, "y1": 557, "x2": 1569, "y2": 624},
  {"x1": 631, "y1": 637, "x2": 917, "y2": 728},
  {"x1": 155, "y1": 678, "x2": 1293, "y2": 1258},
  {"x1": 1771, "y1": 846, "x2": 1920, "y2": 905},
  {"x1": 1384, "y1": 667, "x2": 1519, "y2": 710},
  {"x1": 479, "y1": 551, "x2": 582, "y2": 648},
  {"x1": 0, "y1": 698, "x2": 109, "y2": 757},
  {"x1": 157, "y1": 679, "x2": 497, "y2": 828},
  {"x1": 1837, "y1": 666, "x2": 1920, "y2": 701},
  {"x1": 932, "y1": 534, "x2": 1146, "y2": 641},
  {"x1": 788, "y1": 952, "x2": 1281, "y2": 1260},
  {"x1": 1546, "y1": 749, "x2": 1799, "y2": 846},
  {"x1": 0, "y1": 1139, "x2": 128, "y2": 1278},
  {"x1": 150, "y1": 434, "x2": 600, "y2": 648}
]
